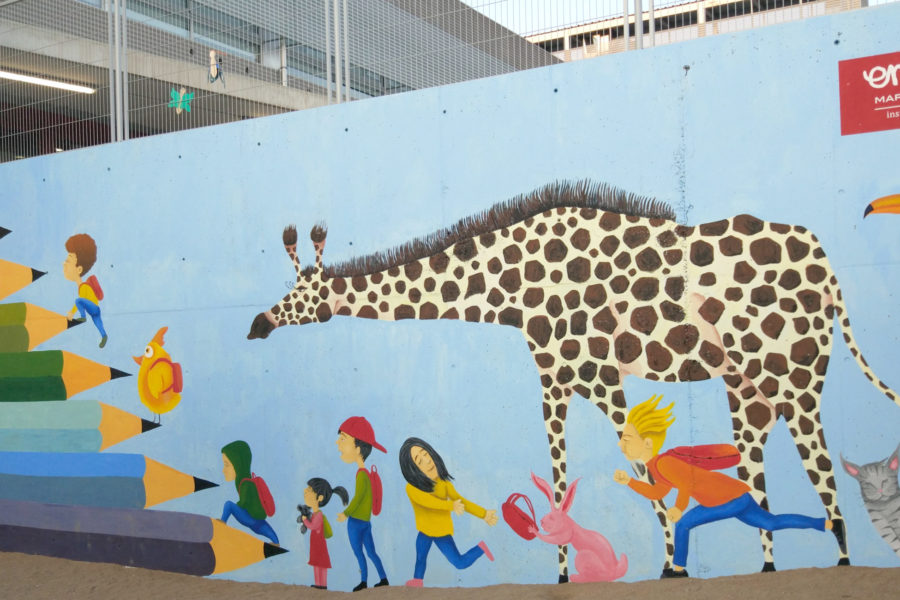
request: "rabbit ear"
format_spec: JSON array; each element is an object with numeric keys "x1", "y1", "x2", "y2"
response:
[
  {"x1": 559, "y1": 477, "x2": 581, "y2": 513},
  {"x1": 531, "y1": 472, "x2": 554, "y2": 504}
]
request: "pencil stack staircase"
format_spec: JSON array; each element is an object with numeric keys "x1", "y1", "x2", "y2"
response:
[{"x1": 0, "y1": 228, "x2": 286, "y2": 575}]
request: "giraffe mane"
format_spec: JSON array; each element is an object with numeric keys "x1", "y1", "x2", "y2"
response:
[{"x1": 323, "y1": 180, "x2": 675, "y2": 278}]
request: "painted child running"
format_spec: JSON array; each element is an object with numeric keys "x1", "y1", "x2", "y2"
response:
[
  {"x1": 335, "y1": 416, "x2": 389, "y2": 591},
  {"x1": 613, "y1": 394, "x2": 833, "y2": 578},
  {"x1": 63, "y1": 233, "x2": 108, "y2": 348}
]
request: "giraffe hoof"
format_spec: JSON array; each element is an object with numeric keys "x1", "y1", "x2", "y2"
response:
[
  {"x1": 557, "y1": 574, "x2": 569, "y2": 584},
  {"x1": 761, "y1": 562, "x2": 776, "y2": 572},
  {"x1": 837, "y1": 558, "x2": 850, "y2": 566}
]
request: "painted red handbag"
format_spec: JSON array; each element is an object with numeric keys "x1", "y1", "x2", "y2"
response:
[{"x1": 503, "y1": 492, "x2": 538, "y2": 540}]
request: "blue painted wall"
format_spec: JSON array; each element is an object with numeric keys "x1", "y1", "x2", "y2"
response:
[{"x1": 2, "y1": 3, "x2": 899, "y2": 588}]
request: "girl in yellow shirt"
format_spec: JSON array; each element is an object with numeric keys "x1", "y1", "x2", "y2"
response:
[{"x1": 399, "y1": 437, "x2": 498, "y2": 587}]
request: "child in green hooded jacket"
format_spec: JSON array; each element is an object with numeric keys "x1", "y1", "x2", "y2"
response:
[{"x1": 220, "y1": 440, "x2": 279, "y2": 545}]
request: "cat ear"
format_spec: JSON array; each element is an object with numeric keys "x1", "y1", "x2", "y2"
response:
[
  {"x1": 888, "y1": 445, "x2": 900, "y2": 472},
  {"x1": 840, "y1": 454, "x2": 860, "y2": 478}
]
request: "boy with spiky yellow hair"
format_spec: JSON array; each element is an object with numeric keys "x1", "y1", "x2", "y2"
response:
[{"x1": 613, "y1": 395, "x2": 833, "y2": 577}]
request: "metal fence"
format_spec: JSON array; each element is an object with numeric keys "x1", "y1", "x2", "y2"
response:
[{"x1": 0, "y1": 0, "x2": 891, "y2": 162}]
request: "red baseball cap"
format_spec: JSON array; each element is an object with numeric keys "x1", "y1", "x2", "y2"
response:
[{"x1": 339, "y1": 416, "x2": 386, "y2": 453}]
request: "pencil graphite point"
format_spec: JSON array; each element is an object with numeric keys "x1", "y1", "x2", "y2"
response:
[
  {"x1": 193, "y1": 476, "x2": 218, "y2": 492},
  {"x1": 0, "y1": 227, "x2": 9, "y2": 240},
  {"x1": 30, "y1": 269, "x2": 45, "y2": 282},
  {"x1": 264, "y1": 543, "x2": 288, "y2": 559},
  {"x1": 110, "y1": 368, "x2": 131, "y2": 380},
  {"x1": 141, "y1": 419, "x2": 160, "y2": 433},
  {"x1": 66, "y1": 319, "x2": 84, "y2": 330}
]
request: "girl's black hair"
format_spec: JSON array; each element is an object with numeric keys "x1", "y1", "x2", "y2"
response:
[
  {"x1": 398, "y1": 437, "x2": 452, "y2": 493},
  {"x1": 307, "y1": 477, "x2": 349, "y2": 507}
]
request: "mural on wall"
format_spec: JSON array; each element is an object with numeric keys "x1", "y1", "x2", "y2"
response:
[
  {"x1": 0, "y1": 303, "x2": 83, "y2": 353},
  {"x1": 864, "y1": 194, "x2": 900, "y2": 217},
  {"x1": 529, "y1": 472, "x2": 627, "y2": 582},
  {"x1": 0, "y1": 257, "x2": 45, "y2": 301},
  {"x1": 335, "y1": 416, "x2": 390, "y2": 591},
  {"x1": 248, "y1": 180, "x2": 900, "y2": 580},
  {"x1": 220, "y1": 440, "x2": 280, "y2": 545},
  {"x1": 398, "y1": 436, "x2": 498, "y2": 587},
  {"x1": 169, "y1": 87, "x2": 194, "y2": 114},
  {"x1": 134, "y1": 326, "x2": 183, "y2": 424},
  {"x1": 840, "y1": 445, "x2": 900, "y2": 558},
  {"x1": 63, "y1": 233, "x2": 108, "y2": 349},
  {"x1": 297, "y1": 477, "x2": 349, "y2": 589}
]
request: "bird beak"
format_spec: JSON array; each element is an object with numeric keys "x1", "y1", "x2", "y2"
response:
[
  {"x1": 864, "y1": 194, "x2": 900, "y2": 217},
  {"x1": 132, "y1": 355, "x2": 143, "y2": 365}
]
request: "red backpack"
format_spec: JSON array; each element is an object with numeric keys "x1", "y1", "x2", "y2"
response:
[
  {"x1": 655, "y1": 444, "x2": 741, "y2": 486},
  {"x1": 364, "y1": 465, "x2": 383, "y2": 516},
  {"x1": 241, "y1": 473, "x2": 276, "y2": 517},
  {"x1": 85, "y1": 275, "x2": 104, "y2": 301}
]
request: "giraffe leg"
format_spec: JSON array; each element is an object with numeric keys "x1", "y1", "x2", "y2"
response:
[
  {"x1": 541, "y1": 385, "x2": 571, "y2": 583},
  {"x1": 724, "y1": 375, "x2": 778, "y2": 571}
]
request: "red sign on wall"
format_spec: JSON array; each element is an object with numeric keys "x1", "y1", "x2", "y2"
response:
[{"x1": 839, "y1": 51, "x2": 900, "y2": 136}]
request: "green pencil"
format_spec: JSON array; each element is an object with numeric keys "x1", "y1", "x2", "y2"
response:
[{"x1": 0, "y1": 351, "x2": 130, "y2": 401}]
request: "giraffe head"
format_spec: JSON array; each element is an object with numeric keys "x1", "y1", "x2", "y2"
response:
[{"x1": 247, "y1": 224, "x2": 332, "y2": 340}]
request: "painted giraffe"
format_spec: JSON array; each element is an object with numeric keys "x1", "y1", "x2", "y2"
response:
[{"x1": 248, "y1": 181, "x2": 899, "y2": 580}]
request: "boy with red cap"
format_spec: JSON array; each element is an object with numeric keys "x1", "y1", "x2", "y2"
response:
[{"x1": 336, "y1": 416, "x2": 389, "y2": 591}]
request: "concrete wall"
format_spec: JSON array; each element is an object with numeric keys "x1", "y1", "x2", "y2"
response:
[{"x1": 1, "y1": 3, "x2": 899, "y2": 589}]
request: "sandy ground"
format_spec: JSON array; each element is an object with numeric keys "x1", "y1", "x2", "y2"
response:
[{"x1": 4, "y1": 551, "x2": 900, "y2": 600}]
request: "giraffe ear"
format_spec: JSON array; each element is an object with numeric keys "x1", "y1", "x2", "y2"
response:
[{"x1": 309, "y1": 223, "x2": 327, "y2": 272}]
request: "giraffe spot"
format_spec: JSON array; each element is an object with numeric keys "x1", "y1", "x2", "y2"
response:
[
  {"x1": 699, "y1": 341, "x2": 724, "y2": 367},
  {"x1": 600, "y1": 365, "x2": 621, "y2": 385},
  {"x1": 453, "y1": 239, "x2": 478, "y2": 262},
  {"x1": 600, "y1": 235, "x2": 620, "y2": 257},
  {"x1": 569, "y1": 228, "x2": 591, "y2": 251},
  {"x1": 593, "y1": 384, "x2": 607, "y2": 398},
  {"x1": 556, "y1": 403, "x2": 568, "y2": 419},
  {"x1": 535, "y1": 353, "x2": 554, "y2": 368},
  {"x1": 778, "y1": 403, "x2": 795, "y2": 420},
  {"x1": 764, "y1": 270, "x2": 777, "y2": 284},
  {"x1": 741, "y1": 333, "x2": 763, "y2": 352},
  {"x1": 745, "y1": 358, "x2": 762, "y2": 379},
  {"x1": 357, "y1": 306, "x2": 378, "y2": 319},
  {"x1": 465, "y1": 306, "x2": 481, "y2": 322},
  {"x1": 393, "y1": 281, "x2": 405, "y2": 295},
  {"x1": 750, "y1": 238, "x2": 782, "y2": 265},
  {"x1": 798, "y1": 415, "x2": 815, "y2": 435},
  {"x1": 761, "y1": 313, "x2": 786, "y2": 338},
  {"x1": 751, "y1": 285, "x2": 777, "y2": 307},
  {"x1": 610, "y1": 275, "x2": 629, "y2": 294},
  {"x1": 499, "y1": 268, "x2": 522, "y2": 294},
  {"x1": 734, "y1": 261, "x2": 757, "y2": 284},
  {"x1": 557, "y1": 366, "x2": 575, "y2": 384},
  {"x1": 615, "y1": 332, "x2": 643, "y2": 363},
  {"x1": 561, "y1": 340, "x2": 581, "y2": 360},
  {"x1": 513, "y1": 227, "x2": 528, "y2": 242},
  {"x1": 535, "y1": 222, "x2": 547, "y2": 235},
  {"x1": 566, "y1": 257, "x2": 591, "y2": 283},
  {"x1": 370, "y1": 272, "x2": 383, "y2": 285},
  {"x1": 487, "y1": 257, "x2": 503, "y2": 274},
  {"x1": 699, "y1": 298, "x2": 725, "y2": 324},
  {"x1": 583, "y1": 284, "x2": 607, "y2": 308},
  {"x1": 595, "y1": 262, "x2": 612, "y2": 279},
  {"x1": 614, "y1": 251, "x2": 631, "y2": 270},
  {"x1": 394, "y1": 305, "x2": 415, "y2": 320},
  {"x1": 546, "y1": 295, "x2": 563, "y2": 317},
  {"x1": 573, "y1": 384, "x2": 591, "y2": 399},
  {"x1": 503, "y1": 244, "x2": 522, "y2": 264},
  {"x1": 814, "y1": 355, "x2": 829, "y2": 376},
  {"x1": 416, "y1": 303, "x2": 436, "y2": 319},
  {"x1": 408, "y1": 288, "x2": 422, "y2": 303},
  {"x1": 764, "y1": 353, "x2": 788, "y2": 376},
  {"x1": 464, "y1": 273, "x2": 486, "y2": 299},
  {"x1": 367, "y1": 291, "x2": 378, "y2": 304},
  {"x1": 733, "y1": 214, "x2": 765, "y2": 235},
  {"x1": 676, "y1": 359, "x2": 709, "y2": 381},
  {"x1": 775, "y1": 270, "x2": 801, "y2": 292},
  {"x1": 527, "y1": 316, "x2": 552, "y2": 347},
  {"x1": 675, "y1": 225, "x2": 695, "y2": 238},
  {"x1": 631, "y1": 277, "x2": 659, "y2": 301},
  {"x1": 427, "y1": 252, "x2": 450, "y2": 273},
  {"x1": 578, "y1": 361, "x2": 598, "y2": 382},
  {"x1": 733, "y1": 315, "x2": 750, "y2": 331},
  {"x1": 316, "y1": 302, "x2": 333, "y2": 322},
  {"x1": 550, "y1": 419, "x2": 563, "y2": 434},
  {"x1": 796, "y1": 290, "x2": 821, "y2": 313},
  {"x1": 611, "y1": 390, "x2": 628, "y2": 408},
  {"x1": 690, "y1": 240, "x2": 715, "y2": 266},
  {"x1": 723, "y1": 333, "x2": 735, "y2": 347},
  {"x1": 478, "y1": 232, "x2": 496, "y2": 247},
  {"x1": 570, "y1": 310, "x2": 588, "y2": 335},
  {"x1": 746, "y1": 402, "x2": 773, "y2": 430},
  {"x1": 657, "y1": 230, "x2": 677, "y2": 247},
  {"x1": 719, "y1": 235, "x2": 743, "y2": 256},
  {"x1": 593, "y1": 307, "x2": 617, "y2": 333},
  {"x1": 623, "y1": 226, "x2": 650, "y2": 248},
  {"x1": 544, "y1": 239, "x2": 568, "y2": 263},
  {"x1": 588, "y1": 337, "x2": 610, "y2": 359},
  {"x1": 440, "y1": 307, "x2": 459, "y2": 319},
  {"x1": 749, "y1": 446, "x2": 763, "y2": 462},
  {"x1": 700, "y1": 219, "x2": 729, "y2": 236},
  {"x1": 331, "y1": 278, "x2": 348, "y2": 294},
  {"x1": 615, "y1": 301, "x2": 629, "y2": 314},
  {"x1": 336, "y1": 307, "x2": 352, "y2": 316},
  {"x1": 523, "y1": 260, "x2": 545, "y2": 282},
  {"x1": 723, "y1": 374, "x2": 742, "y2": 388},
  {"x1": 816, "y1": 454, "x2": 833, "y2": 472},
  {"x1": 441, "y1": 281, "x2": 460, "y2": 302},
  {"x1": 645, "y1": 341, "x2": 673, "y2": 371},
  {"x1": 635, "y1": 247, "x2": 662, "y2": 272},
  {"x1": 487, "y1": 288, "x2": 504, "y2": 307},
  {"x1": 780, "y1": 298, "x2": 798, "y2": 312},
  {"x1": 631, "y1": 306, "x2": 659, "y2": 334},
  {"x1": 497, "y1": 307, "x2": 522, "y2": 327},
  {"x1": 790, "y1": 338, "x2": 819, "y2": 366},
  {"x1": 699, "y1": 273, "x2": 716, "y2": 286},
  {"x1": 552, "y1": 223, "x2": 566, "y2": 237},
  {"x1": 769, "y1": 222, "x2": 791, "y2": 234},
  {"x1": 805, "y1": 264, "x2": 827, "y2": 284},
  {"x1": 725, "y1": 287, "x2": 743, "y2": 301},
  {"x1": 789, "y1": 367, "x2": 811, "y2": 389},
  {"x1": 665, "y1": 324, "x2": 699, "y2": 354},
  {"x1": 514, "y1": 289, "x2": 541, "y2": 310},
  {"x1": 581, "y1": 207, "x2": 598, "y2": 220},
  {"x1": 600, "y1": 212, "x2": 621, "y2": 231},
  {"x1": 786, "y1": 236, "x2": 810, "y2": 261},
  {"x1": 351, "y1": 276, "x2": 368, "y2": 292},
  {"x1": 555, "y1": 319, "x2": 567, "y2": 340},
  {"x1": 660, "y1": 300, "x2": 686, "y2": 322},
  {"x1": 525, "y1": 239, "x2": 540, "y2": 254},
  {"x1": 664, "y1": 249, "x2": 683, "y2": 266},
  {"x1": 665, "y1": 277, "x2": 685, "y2": 301}
]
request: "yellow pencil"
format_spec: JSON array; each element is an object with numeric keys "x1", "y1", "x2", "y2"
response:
[
  {"x1": 209, "y1": 518, "x2": 287, "y2": 574},
  {"x1": 0, "y1": 303, "x2": 82, "y2": 352},
  {"x1": 0, "y1": 350, "x2": 130, "y2": 401},
  {"x1": 0, "y1": 259, "x2": 46, "y2": 301}
]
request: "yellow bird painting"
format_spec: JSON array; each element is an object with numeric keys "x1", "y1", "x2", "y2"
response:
[{"x1": 133, "y1": 326, "x2": 183, "y2": 423}]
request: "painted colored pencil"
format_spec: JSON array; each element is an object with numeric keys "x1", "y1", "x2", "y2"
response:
[
  {"x1": 0, "y1": 499, "x2": 287, "y2": 575},
  {"x1": 0, "y1": 400, "x2": 158, "y2": 452},
  {"x1": 0, "y1": 258, "x2": 45, "y2": 301},
  {"x1": 0, "y1": 451, "x2": 217, "y2": 508},
  {"x1": 0, "y1": 350, "x2": 130, "y2": 401},
  {"x1": 0, "y1": 303, "x2": 83, "y2": 352},
  {"x1": 0, "y1": 226, "x2": 10, "y2": 240}
]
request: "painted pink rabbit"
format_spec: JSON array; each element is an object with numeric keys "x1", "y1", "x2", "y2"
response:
[{"x1": 529, "y1": 472, "x2": 628, "y2": 582}]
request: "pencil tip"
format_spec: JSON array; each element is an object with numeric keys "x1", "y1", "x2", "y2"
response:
[
  {"x1": 31, "y1": 268, "x2": 46, "y2": 281},
  {"x1": 264, "y1": 543, "x2": 288, "y2": 558},
  {"x1": 110, "y1": 367, "x2": 131, "y2": 379},
  {"x1": 67, "y1": 318, "x2": 84, "y2": 329},
  {"x1": 141, "y1": 419, "x2": 160, "y2": 433},
  {"x1": 193, "y1": 476, "x2": 218, "y2": 492},
  {"x1": 0, "y1": 226, "x2": 9, "y2": 239}
]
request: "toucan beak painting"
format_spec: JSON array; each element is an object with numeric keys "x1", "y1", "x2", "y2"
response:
[{"x1": 864, "y1": 194, "x2": 900, "y2": 217}]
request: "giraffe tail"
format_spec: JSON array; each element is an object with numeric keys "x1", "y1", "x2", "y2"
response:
[{"x1": 831, "y1": 279, "x2": 900, "y2": 407}]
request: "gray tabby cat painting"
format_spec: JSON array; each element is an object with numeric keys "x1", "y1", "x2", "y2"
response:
[{"x1": 841, "y1": 445, "x2": 900, "y2": 558}]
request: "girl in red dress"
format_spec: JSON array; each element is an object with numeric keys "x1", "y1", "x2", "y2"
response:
[{"x1": 299, "y1": 477, "x2": 349, "y2": 589}]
